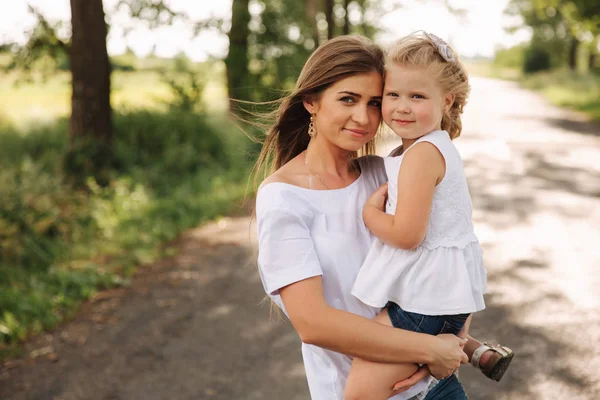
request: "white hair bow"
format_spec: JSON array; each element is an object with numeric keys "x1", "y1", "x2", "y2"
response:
[{"x1": 424, "y1": 32, "x2": 456, "y2": 63}]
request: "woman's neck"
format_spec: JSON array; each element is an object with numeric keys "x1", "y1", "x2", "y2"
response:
[{"x1": 305, "y1": 139, "x2": 354, "y2": 178}]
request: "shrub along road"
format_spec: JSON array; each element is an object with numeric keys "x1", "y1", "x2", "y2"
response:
[{"x1": 1, "y1": 77, "x2": 600, "y2": 399}]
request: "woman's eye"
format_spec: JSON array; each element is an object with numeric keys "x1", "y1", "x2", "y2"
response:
[
  {"x1": 368, "y1": 100, "x2": 382, "y2": 108},
  {"x1": 340, "y1": 96, "x2": 355, "y2": 103}
]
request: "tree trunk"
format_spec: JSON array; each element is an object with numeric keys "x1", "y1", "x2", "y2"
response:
[
  {"x1": 69, "y1": 0, "x2": 112, "y2": 146},
  {"x1": 343, "y1": 0, "x2": 350, "y2": 35},
  {"x1": 225, "y1": 0, "x2": 250, "y2": 112},
  {"x1": 589, "y1": 52, "x2": 597, "y2": 70},
  {"x1": 325, "y1": 0, "x2": 335, "y2": 39},
  {"x1": 568, "y1": 36, "x2": 578, "y2": 70},
  {"x1": 306, "y1": 0, "x2": 319, "y2": 46}
]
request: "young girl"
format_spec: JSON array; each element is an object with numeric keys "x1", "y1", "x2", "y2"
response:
[{"x1": 345, "y1": 32, "x2": 512, "y2": 400}]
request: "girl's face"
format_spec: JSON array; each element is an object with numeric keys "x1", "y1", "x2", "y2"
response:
[
  {"x1": 382, "y1": 63, "x2": 453, "y2": 141},
  {"x1": 304, "y1": 71, "x2": 383, "y2": 152}
]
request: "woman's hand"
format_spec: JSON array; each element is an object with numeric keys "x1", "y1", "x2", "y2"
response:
[
  {"x1": 364, "y1": 182, "x2": 388, "y2": 213},
  {"x1": 428, "y1": 334, "x2": 468, "y2": 380}
]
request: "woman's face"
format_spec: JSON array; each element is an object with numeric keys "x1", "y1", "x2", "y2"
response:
[{"x1": 304, "y1": 71, "x2": 383, "y2": 152}]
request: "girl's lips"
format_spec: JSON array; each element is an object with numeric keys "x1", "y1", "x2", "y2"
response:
[{"x1": 393, "y1": 119, "x2": 414, "y2": 125}]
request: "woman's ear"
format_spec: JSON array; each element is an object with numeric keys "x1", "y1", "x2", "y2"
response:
[{"x1": 303, "y1": 96, "x2": 319, "y2": 115}]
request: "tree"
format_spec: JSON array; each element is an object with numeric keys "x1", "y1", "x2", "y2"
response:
[
  {"x1": 225, "y1": 0, "x2": 251, "y2": 111},
  {"x1": 342, "y1": 0, "x2": 351, "y2": 35},
  {"x1": 306, "y1": 0, "x2": 320, "y2": 45},
  {"x1": 69, "y1": 0, "x2": 112, "y2": 148},
  {"x1": 325, "y1": 0, "x2": 335, "y2": 39},
  {"x1": 9, "y1": 1, "x2": 185, "y2": 182},
  {"x1": 506, "y1": 0, "x2": 600, "y2": 71}
]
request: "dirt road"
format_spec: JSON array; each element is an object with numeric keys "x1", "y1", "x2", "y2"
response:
[{"x1": 2, "y1": 77, "x2": 599, "y2": 399}]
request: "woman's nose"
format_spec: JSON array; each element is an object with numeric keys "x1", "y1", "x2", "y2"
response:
[{"x1": 353, "y1": 105, "x2": 369, "y2": 125}]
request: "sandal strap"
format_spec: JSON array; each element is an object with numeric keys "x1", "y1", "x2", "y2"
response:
[
  {"x1": 471, "y1": 342, "x2": 512, "y2": 368},
  {"x1": 483, "y1": 342, "x2": 512, "y2": 357},
  {"x1": 470, "y1": 344, "x2": 489, "y2": 368}
]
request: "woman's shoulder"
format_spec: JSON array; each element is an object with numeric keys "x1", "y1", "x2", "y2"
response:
[{"x1": 256, "y1": 172, "x2": 313, "y2": 218}]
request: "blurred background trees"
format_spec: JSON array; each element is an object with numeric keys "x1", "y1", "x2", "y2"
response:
[
  {"x1": 504, "y1": 0, "x2": 600, "y2": 73},
  {"x1": 0, "y1": 0, "x2": 598, "y2": 349},
  {"x1": 0, "y1": 0, "x2": 386, "y2": 347}
]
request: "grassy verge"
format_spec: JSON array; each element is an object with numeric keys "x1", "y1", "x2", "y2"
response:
[
  {"x1": 0, "y1": 109, "x2": 255, "y2": 359},
  {"x1": 463, "y1": 60, "x2": 522, "y2": 81},
  {"x1": 519, "y1": 70, "x2": 600, "y2": 121},
  {"x1": 465, "y1": 60, "x2": 600, "y2": 122},
  {"x1": 0, "y1": 67, "x2": 228, "y2": 129}
]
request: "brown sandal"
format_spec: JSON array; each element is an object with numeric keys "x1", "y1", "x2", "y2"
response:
[{"x1": 471, "y1": 342, "x2": 514, "y2": 382}]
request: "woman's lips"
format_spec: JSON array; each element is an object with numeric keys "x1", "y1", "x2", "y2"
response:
[{"x1": 345, "y1": 128, "x2": 369, "y2": 137}]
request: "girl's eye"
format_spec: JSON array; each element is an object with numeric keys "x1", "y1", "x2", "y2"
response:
[
  {"x1": 412, "y1": 94, "x2": 425, "y2": 99},
  {"x1": 368, "y1": 100, "x2": 381, "y2": 108},
  {"x1": 340, "y1": 96, "x2": 355, "y2": 103},
  {"x1": 386, "y1": 92, "x2": 398, "y2": 97}
]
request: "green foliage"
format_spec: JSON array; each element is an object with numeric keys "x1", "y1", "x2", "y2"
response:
[
  {"x1": 520, "y1": 69, "x2": 600, "y2": 120},
  {"x1": 6, "y1": 6, "x2": 69, "y2": 80},
  {"x1": 494, "y1": 45, "x2": 526, "y2": 69},
  {"x1": 523, "y1": 43, "x2": 553, "y2": 72},
  {"x1": 0, "y1": 109, "x2": 252, "y2": 346},
  {"x1": 506, "y1": 0, "x2": 600, "y2": 71},
  {"x1": 160, "y1": 71, "x2": 207, "y2": 113},
  {"x1": 64, "y1": 137, "x2": 115, "y2": 188},
  {"x1": 243, "y1": 0, "x2": 383, "y2": 102}
]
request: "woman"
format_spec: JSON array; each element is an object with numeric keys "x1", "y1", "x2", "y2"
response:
[{"x1": 255, "y1": 35, "x2": 482, "y2": 399}]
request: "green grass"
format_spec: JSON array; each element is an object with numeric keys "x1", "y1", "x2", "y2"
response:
[
  {"x1": 463, "y1": 59, "x2": 522, "y2": 81},
  {"x1": 520, "y1": 69, "x2": 600, "y2": 121},
  {"x1": 0, "y1": 65, "x2": 228, "y2": 128},
  {"x1": 464, "y1": 59, "x2": 600, "y2": 122},
  {"x1": 0, "y1": 65, "x2": 254, "y2": 356}
]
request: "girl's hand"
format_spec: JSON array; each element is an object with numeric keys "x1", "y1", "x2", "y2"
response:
[
  {"x1": 457, "y1": 315, "x2": 472, "y2": 340},
  {"x1": 390, "y1": 366, "x2": 430, "y2": 396},
  {"x1": 365, "y1": 182, "x2": 388, "y2": 212},
  {"x1": 428, "y1": 334, "x2": 468, "y2": 380}
]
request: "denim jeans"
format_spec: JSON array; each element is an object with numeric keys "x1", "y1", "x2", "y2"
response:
[
  {"x1": 422, "y1": 374, "x2": 468, "y2": 400},
  {"x1": 387, "y1": 302, "x2": 470, "y2": 399},
  {"x1": 386, "y1": 302, "x2": 470, "y2": 335}
]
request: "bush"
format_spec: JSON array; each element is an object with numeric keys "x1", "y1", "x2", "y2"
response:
[
  {"x1": 523, "y1": 45, "x2": 552, "y2": 73},
  {"x1": 494, "y1": 45, "x2": 525, "y2": 70},
  {"x1": 0, "y1": 109, "x2": 252, "y2": 345}
]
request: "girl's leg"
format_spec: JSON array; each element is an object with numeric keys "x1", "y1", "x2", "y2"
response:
[
  {"x1": 464, "y1": 335, "x2": 484, "y2": 360},
  {"x1": 344, "y1": 309, "x2": 420, "y2": 400},
  {"x1": 423, "y1": 374, "x2": 467, "y2": 400},
  {"x1": 459, "y1": 315, "x2": 513, "y2": 381}
]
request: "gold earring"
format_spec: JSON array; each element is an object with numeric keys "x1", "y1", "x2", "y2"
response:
[{"x1": 308, "y1": 114, "x2": 316, "y2": 137}]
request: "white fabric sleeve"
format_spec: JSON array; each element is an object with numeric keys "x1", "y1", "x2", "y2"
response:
[{"x1": 257, "y1": 207, "x2": 323, "y2": 297}]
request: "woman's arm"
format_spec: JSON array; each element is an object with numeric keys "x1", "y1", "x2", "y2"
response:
[
  {"x1": 363, "y1": 142, "x2": 445, "y2": 249},
  {"x1": 280, "y1": 275, "x2": 467, "y2": 378}
]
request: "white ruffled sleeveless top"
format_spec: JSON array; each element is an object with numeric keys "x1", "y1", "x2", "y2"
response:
[{"x1": 352, "y1": 130, "x2": 487, "y2": 315}]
